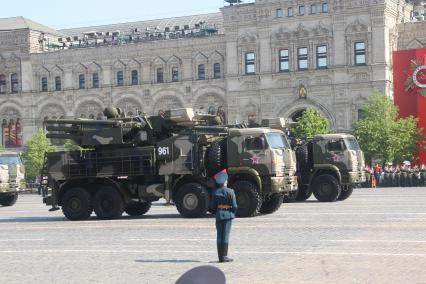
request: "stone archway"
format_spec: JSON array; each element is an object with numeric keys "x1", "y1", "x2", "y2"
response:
[
  {"x1": 75, "y1": 101, "x2": 104, "y2": 119},
  {"x1": 39, "y1": 104, "x2": 67, "y2": 121},
  {"x1": 290, "y1": 109, "x2": 306, "y2": 122},
  {"x1": 152, "y1": 96, "x2": 183, "y2": 116},
  {"x1": 279, "y1": 99, "x2": 335, "y2": 127},
  {"x1": 115, "y1": 98, "x2": 143, "y2": 117}
]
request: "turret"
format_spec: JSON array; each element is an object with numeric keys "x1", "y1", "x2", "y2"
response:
[{"x1": 44, "y1": 107, "x2": 224, "y2": 147}]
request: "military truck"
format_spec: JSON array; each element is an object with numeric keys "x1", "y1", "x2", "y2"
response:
[
  {"x1": 288, "y1": 134, "x2": 365, "y2": 202},
  {"x1": 0, "y1": 152, "x2": 26, "y2": 207},
  {"x1": 40, "y1": 108, "x2": 297, "y2": 220}
]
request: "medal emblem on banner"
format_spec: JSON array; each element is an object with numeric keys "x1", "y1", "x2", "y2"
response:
[{"x1": 405, "y1": 58, "x2": 426, "y2": 97}]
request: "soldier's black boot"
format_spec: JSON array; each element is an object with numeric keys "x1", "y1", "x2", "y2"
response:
[
  {"x1": 221, "y1": 243, "x2": 233, "y2": 262},
  {"x1": 217, "y1": 243, "x2": 224, "y2": 263}
]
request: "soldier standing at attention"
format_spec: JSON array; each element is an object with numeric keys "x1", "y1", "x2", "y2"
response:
[{"x1": 211, "y1": 170, "x2": 237, "y2": 263}]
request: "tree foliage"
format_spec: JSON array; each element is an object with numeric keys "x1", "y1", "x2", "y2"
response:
[
  {"x1": 291, "y1": 108, "x2": 332, "y2": 139},
  {"x1": 21, "y1": 129, "x2": 56, "y2": 178},
  {"x1": 353, "y1": 92, "x2": 423, "y2": 164}
]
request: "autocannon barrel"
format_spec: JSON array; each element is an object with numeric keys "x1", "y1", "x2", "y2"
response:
[
  {"x1": 44, "y1": 119, "x2": 121, "y2": 127},
  {"x1": 46, "y1": 133, "x2": 82, "y2": 140},
  {"x1": 45, "y1": 126, "x2": 81, "y2": 132}
]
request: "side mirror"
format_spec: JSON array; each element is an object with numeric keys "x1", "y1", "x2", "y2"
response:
[{"x1": 259, "y1": 137, "x2": 266, "y2": 149}]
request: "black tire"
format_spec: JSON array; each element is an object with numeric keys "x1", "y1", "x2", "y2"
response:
[
  {"x1": 175, "y1": 183, "x2": 209, "y2": 218},
  {"x1": 0, "y1": 193, "x2": 18, "y2": 207},
  {"x1": 338, "y1": 186, "x2": 354, "y2": 201},
  {"x1": 124, "y1": 201, "x2": 152, "y2": 216},
  {"x1": 296, "y1": 145, "x2": 309, "y2": 171},
  {"x1": 93, "y1": 186, "x2": 124, "y2": 220},
  {"x1": 295, "y1": 185, "x2": 313, "y2": 201},
  {"x1": 283, "y1": 191, "x2": 297, "y2": 203},
  {"x1": 312, "y1": 174, "x2": 341, "y2": 202},
  {"x1": 233, "y1": 180, "x2": 261, "y2": 217},
  {"x1": 206, "y1": 139, "x2": 227, "y2": 175},
  {"x1": 259, "y1": 194, "x2": 284, "y2": 214},
  {"x1": 61, "y1": 187, "x2": 92, "y2": 221}
]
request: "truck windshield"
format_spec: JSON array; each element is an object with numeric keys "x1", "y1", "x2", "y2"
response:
[
  {"x1": 345, "y1": 138, "x2": 361, "y2": 151},
  {"x1": 0, "y1": 155, "x2": 21, "y2": 165},
  {"x1": 266, "y1": 133, "x2": 290, "y2": 149}
]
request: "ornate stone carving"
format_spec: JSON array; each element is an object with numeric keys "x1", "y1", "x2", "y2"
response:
[
  {"x1": 0, "y1": 107, "x2": 21, "y2": 119},
  {"x1": 293, "y1": 24, "x2": 310, "y2": 38},
  {"x1": 40, "y1": 104, "x2": 65, "y2": 119},
  {"x1": 345, "y1": 19, "x2": 369, "y2": 34},
  {"x1": 238, "y1": 33, "x2": 257, "y2": 44},
  {"x1": 75, "y1": 101, "x2": 103, "y2": 118}
]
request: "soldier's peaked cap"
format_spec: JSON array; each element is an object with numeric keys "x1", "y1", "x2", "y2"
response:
[{"x1": 214, "y1": 169, "x2": 228, "y2": 184}]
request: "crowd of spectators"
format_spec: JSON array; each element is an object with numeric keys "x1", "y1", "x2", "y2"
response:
[{"x1": 363, "y1": 163, "x2": 426, "y2": 188}]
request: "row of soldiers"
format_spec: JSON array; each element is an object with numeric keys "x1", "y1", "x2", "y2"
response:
[{"x1": 363, "y1": 164, "x2": 426, "y2": 188}]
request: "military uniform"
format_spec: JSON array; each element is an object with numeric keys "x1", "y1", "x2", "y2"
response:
[{"x1": 211, "y1": 171, "x2": 237, "y2": 263}]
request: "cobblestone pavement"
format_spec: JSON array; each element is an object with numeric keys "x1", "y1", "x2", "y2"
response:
[{"x1": 1, "y1": 188, "x2": 426, "y2": 284}]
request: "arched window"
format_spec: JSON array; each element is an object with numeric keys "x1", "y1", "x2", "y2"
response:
[
  {"x1": 92, "y1": 73, "x2": 99, "y2": 88},
  {"x1": 117, "y1": 71, "x2": 124, "y2": 86},
  {"x1": 55, "y1": 76, "x2": 61, "y2": 91},
  {"x1": 41, "y1": 77, "x2": 48, "y2": 92},
  {"x1": 11, "y1": 73, "x2": 18, "y2": 93},
  {"x1": 172, "y1": 67, "x2": 179, "y2": 82},
  {"x1": 78, "y1": 74, "x2": 85, "y2": 89},
  {"x1": 157, "y1": 68, "x2": 164, "y2": 83},
  {"x1": 213, "y1": 63, "x2": 221, "y2": 79},
  {"x1": 131, "y1": 70, "x2": 138, "y2": 85},
  {"x1": 198, "y1": 64, "x2": 205, "y2": 80},
  {"x1": 0, "y1": 74, "x2": 6, "y2": 94}
]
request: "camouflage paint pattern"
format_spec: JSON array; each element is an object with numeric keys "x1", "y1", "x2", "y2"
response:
[
  {"x1": 227, "y1": 128, "x2": 297, "y2": 194},
  {"x1": 311, "y1": 134, "x2": 365, "y2": 185},
  {"x1": 0, "y1": 152, "x2": 25, "y2": 195}
]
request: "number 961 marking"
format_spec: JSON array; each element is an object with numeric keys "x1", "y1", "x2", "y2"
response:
[{"x1": 158, "y1": 147, "x2": 170, "y2": 156}]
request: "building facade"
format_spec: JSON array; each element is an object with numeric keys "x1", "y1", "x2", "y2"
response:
[{"x1": 0, "y1": 0, "x2": 419, "y2": 147}]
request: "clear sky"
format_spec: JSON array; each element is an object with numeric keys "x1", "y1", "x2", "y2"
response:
[{"x1": 0, "y1": 0, "x2": 253, "y2": 29}]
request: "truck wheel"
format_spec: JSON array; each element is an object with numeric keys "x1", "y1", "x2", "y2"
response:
[
  {"x1": 233, "y1": 180, "x2": 261, "y2": 217},
  {"x1": 62, "y1": 187, "x2": 92, "y2": 221},
  {"x1": 0, "y1": 193, "x2": 18, "y2": 207},
  {"x1": 295, "y1": 185, "x2": 313, "y2": 202},
  {"x1": 312, "y1": 175, "x2": 341, "y2": 202},
  {"x1": 283, "y1": 191, "x2": 297, "y2": 203},
  {"x1": 259, "y1": 194, "x2": 284, "y2": 214},
  {"x1": 175, "y1": 183, "x2": 209, "y2": 218},
  {"x1": 338, "y1": 186, "x2": 354, "y2": 201},
  {"x1": 125, "y1": 201, "x2": 152, "y2": 216},
  {"x1": 93, "y1": 186, "x2": 124, "y2": 220},
  {"x1": 206, "y1": 139, "x2": 227, "y2": 175}
]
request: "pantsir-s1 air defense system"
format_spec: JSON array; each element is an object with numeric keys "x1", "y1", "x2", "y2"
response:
[
  {"x1": 41, "y1": 108, "x2": 297, "y2": 220},
  {"x1": 289, "y1": 134, "x2": 366, "y2": 202}
]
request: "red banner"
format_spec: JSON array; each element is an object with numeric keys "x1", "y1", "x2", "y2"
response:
[
  {"x1": 393, "y1": 48, "x2": 426, "y2": 163},
  {"x1": 1, "y1": 118, "x2": 22, "y2": 147}
]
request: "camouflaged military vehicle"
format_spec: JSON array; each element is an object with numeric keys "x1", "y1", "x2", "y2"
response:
[
  {"x1": 290, "y1": 134, "x2": 366, "y2": 202},
  {"x1": 40, "y1": 108, "x2": 297, "y2": 220},
  {"x1": 0, "y1": 152, "x2": 25, "y2": 207}
]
